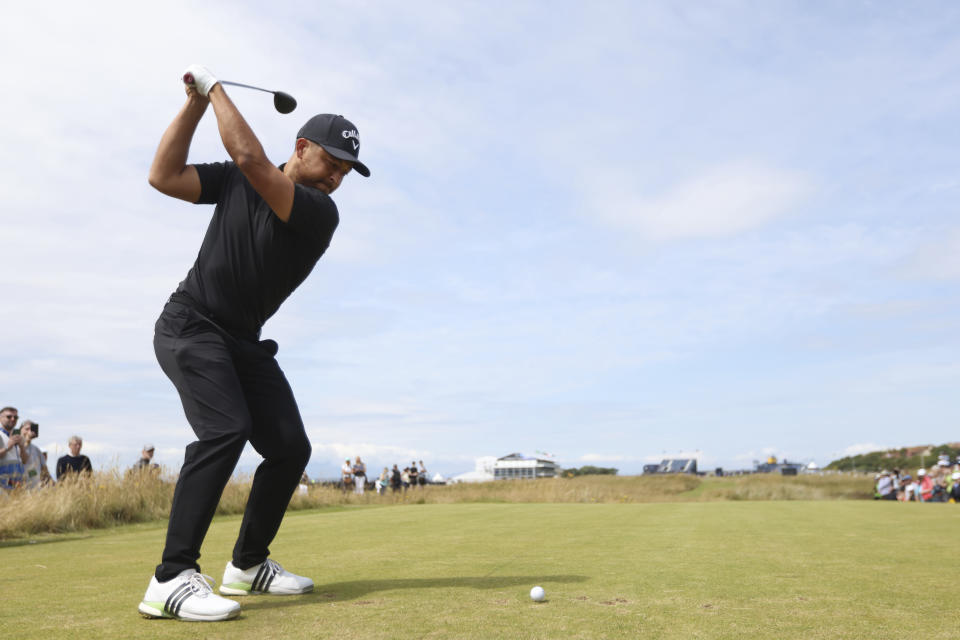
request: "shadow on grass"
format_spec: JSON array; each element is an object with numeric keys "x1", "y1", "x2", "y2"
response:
[
  {"x1": 241, "y1": 575, "x2": 588, "y2": 611},
  {"x1": 0, "y1": 534, "x2": 94, "y2": 548}
]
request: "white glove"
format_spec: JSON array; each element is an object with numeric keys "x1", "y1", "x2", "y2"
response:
[{"x1": 182, "y1": 64, "x2": 219, "y2": 97}]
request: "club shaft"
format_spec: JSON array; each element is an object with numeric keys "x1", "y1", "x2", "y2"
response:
[{"x1": 219, "y1": 80, "x2": 274, "y2": 95}]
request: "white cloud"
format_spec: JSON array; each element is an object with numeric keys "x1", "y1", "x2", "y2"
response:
[
  {"x1": 585, "y1": 162, "x2": 811, "y2": 240},
  {"x1": 843, "y1": 443, "x2": 888, "y2": 456},
  {"x1": 903, "y1": 228, "x2": 960, "y2": 280},
  {"x1": 310, "y1": 442, "x2": 429, "y2": 464},
  {"x1": 581, "y1": 453, "x2": 639, "y2": 463}
]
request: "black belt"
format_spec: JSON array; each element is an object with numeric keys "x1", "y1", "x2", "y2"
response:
[{"x1": 167, "y1": 292, "x2": 262, "y2": 341}]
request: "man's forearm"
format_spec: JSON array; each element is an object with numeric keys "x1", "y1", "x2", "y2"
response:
[
  {"x1": 207, "y1": 85, "x2": 269, "y2": 169},
  {"x1": 149, "y1": 96, "x2": 208, "y2": 188}
]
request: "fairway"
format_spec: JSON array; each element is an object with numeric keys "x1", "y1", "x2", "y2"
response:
[{"x1": 1, "y1": 501, "x2": 955, "y2": 639}]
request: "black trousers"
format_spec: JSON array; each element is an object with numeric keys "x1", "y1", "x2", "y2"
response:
[{"x1": 153, "y1": 301, "x2": 311, "y2": 581}]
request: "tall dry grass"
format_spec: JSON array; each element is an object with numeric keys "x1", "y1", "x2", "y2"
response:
[
  {"x1": 0, "y1": 470, "x2": 871, "y2": 540},
  {"x1": 693, "y1": 472, "x2": 874, "y2": 501}
]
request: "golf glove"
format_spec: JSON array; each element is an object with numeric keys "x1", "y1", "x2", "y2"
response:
[{"x1": 183, "y1": 64, "x2": 219, "y2": 97}]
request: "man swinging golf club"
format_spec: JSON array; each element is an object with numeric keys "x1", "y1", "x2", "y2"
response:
[{"x1": 139, "y1": 64, "x2": 370, "y2": 621}]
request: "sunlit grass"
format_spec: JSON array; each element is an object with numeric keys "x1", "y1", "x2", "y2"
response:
[{"x1": 1, "y1": 500, "x2": 955, "y2": 639}]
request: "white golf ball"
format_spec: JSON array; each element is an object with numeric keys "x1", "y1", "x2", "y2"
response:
[{"x1": 530, "y1": 586, "x2": 545, "y2": 602}]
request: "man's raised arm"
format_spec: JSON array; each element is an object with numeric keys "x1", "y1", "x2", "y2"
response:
[
  {"x1": 148, "y1": 86, "x2": 207, "y2": 203},
  {"x1": 183, "y1": 65, "x2": 295, "y2": 222}
]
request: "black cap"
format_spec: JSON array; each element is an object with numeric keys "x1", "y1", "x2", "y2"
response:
[{"x1": 297, "y1": 114, "x2": 370, "y2": 177}]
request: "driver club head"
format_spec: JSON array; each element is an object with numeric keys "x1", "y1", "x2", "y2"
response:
[{"x1": 273, "y1": 91, "x2": 297, "y2": 114}]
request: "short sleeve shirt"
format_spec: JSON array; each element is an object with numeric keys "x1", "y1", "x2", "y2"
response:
[
  {"x1": 0, "y1": 431, "x2": 19, "y2": 465},
  {"x1": 175, "y1": 162, "x2": 339, "y2": 337},
  {"x1": 0, "y1": 432, "x2": 24, "y2": 489}
]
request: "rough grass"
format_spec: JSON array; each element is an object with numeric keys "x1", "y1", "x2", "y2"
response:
[
  {"x1": 0, "y1": 470, "x2": 872, "y2": 540},
  {"x1": 0, "y1": 501, "x2": 956, "y2": 639}
]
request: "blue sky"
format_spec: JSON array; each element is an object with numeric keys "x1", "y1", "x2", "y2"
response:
[{"x1": 2, "y1": 1, "x2": 959, "y2": 479}]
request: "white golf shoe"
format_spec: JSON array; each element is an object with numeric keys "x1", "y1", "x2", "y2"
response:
[
  {"x1": 139, "y1": 569, "x2": 241, "y2": 621},
  {"x1": 219, "y1": 558, "x2": 314, "y2": 595}
]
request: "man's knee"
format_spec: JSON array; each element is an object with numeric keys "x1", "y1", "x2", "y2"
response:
[
  {"x1": 286, "y1": 435, "x2": 311, "y2": 470},
  {"x1": 184, "y1": 426, "x2": 250, "y2": 464},
  {"x1": 297, "y1": 439, "x2": 312, "y2": 468}
]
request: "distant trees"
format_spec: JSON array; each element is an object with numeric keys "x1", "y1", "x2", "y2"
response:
[
  {"x1": 563, "y1": 465, "x2": 618, "y2": 477},
  {"x1": 826, "y1": 444, "x2": 960, "y2": 473}
]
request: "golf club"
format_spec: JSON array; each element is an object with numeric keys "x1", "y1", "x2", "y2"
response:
[{"x1": 182, "y1": 73, "x2": 297, "y2": 114}]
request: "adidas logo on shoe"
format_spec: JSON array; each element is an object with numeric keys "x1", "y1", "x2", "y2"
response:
[
  {"x1": 139, "y1": 569, "x2": 241, "y2": 621},
  {"x1": 220, "y1": 558, "x2": 314, "y2": 595}
]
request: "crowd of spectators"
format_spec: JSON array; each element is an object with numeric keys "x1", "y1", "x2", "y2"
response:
[
  {"x1": 2, "y1": 406, "x2": 60, "y2": 490},
  {"x1": 334, "y1": 458, "x2": 429, "y2": 495},
  {"x1": 874, "y1": 455, "x2": 960, "y2": 502},
  {"x1": 1, "y1": 406, "x2": 168, "y2": 495},
  {"x1": 0, "y1": 405, "x2": 164, "y2": 493}
]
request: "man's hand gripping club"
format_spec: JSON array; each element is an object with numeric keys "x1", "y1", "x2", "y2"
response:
[{"x1": 182, "y1": 64, "x2": 220, "y2": 97}]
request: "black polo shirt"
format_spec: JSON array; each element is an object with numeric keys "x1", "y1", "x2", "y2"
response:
[{"x1": 173, "y1": 161, "x2": 339, "y2": 337}]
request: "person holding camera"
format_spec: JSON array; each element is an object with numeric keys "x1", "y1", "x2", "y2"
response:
[
  {"x1": 19, "y1": 421, "x2": 49, "y2": 490},
  {"x1": 0, "y1": 406, "x2": 28, "y2": 490}
]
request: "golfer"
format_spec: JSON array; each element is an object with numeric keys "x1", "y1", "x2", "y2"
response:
[{"x1": 139, "y1": 64, "x2": 370, "y2": 622}]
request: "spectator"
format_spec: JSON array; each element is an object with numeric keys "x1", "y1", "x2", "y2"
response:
[
  {"x1": 401, "y1": 465, "x2": 410, "y2": 491},
  {"x1": 376, "y1": 467, "x2": 389, "y2": 495},
  {"x1": 40, "y1": 451, "x2": 52, "y2": 485},
  {"x1": 352, "y1": 456, "x2": 366, "y2": 495},
  {"x1": 297, "y1": 471, "x2": 310, "y2": 496},
  {"x1": 341, "y1": 458, "x2": 354, "y2": 493},
  {"x1": 876, "y1": 471, "x2": 895, "y2": 501},
  {"x1": 133, "y1": 444, "x2": 159, "y2": 471},
  {"x1": 916, "y1": 468, "x2": 934, "y2": 502},
  {"x1": 408, "y1": 461, "x2": 419, "y2": 488},
  {"x1": 56, "y1": 435, "x2": 93, "y2": 480},
  {"x1": 932, "y1": 477, "x2": 948, "y2": 502},
  {"x1": 418, "y1": 460, "x2": 428, "y2": 487},
  {"x1": 20, "y1": 421, "x2": 49, "y2": 490},
  {"x1": 899, "y1": 474, "x2": 914, "y2": 502},
  {"x1": 390, "y1": 464, "x2": 402, "y2": 493},
  {"x1": 950, "y1": 472, "x2": 960, "y2": 503},
  {"x1": 0, "y1": 406, "x2": 28, "y2": 490}
]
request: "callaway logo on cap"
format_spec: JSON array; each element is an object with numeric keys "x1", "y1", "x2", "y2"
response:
[{"x1": 297, "y1": 114, "x2": 371, "y2": 177}]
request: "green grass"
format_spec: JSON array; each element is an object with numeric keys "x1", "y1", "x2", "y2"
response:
[
  {"x1": 0, "y1": 473, "x2": 873, "y2": 540},
  {"x1": 1, "y1": 501, "x2": 952, "y2": 639}
]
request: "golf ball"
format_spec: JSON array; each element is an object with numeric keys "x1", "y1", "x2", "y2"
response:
[{"x1": 530, "y1": 586, "x2": 545, "y2": 602}]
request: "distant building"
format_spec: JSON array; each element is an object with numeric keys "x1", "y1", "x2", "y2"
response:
[
  {"x1": 493, "y1": 453, "x2": 559, "y2": 480},
  {"x1": 643, "y1": 458, "x2": 698, "y2": 475},
  {"x1": 449, "y1": 453, "x2": 560, "y2": 483},
  {"x1": 753, "y1": 456, "x2": 804, "y2": 475}
]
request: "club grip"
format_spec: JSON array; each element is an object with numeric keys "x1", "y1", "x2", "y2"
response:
[{"x1": 183, "y1": 72, "x2": 195, "y2": 85}]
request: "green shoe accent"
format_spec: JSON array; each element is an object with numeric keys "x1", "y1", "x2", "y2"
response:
[
  {"x1": 139, "y1": 601, "x2": 173, "y2": 618},
  {"x1": 223, "y1": 582, "x2": 252, "y2": 592}
]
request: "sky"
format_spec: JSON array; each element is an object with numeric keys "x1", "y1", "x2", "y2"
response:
[{"x1": 2, "y1": 1, "x2": 959, "y2": 480}]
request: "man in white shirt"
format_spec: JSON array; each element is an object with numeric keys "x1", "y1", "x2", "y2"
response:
[{"x1": 0, "y1": 407, "x2": 28, "y2": 490}]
